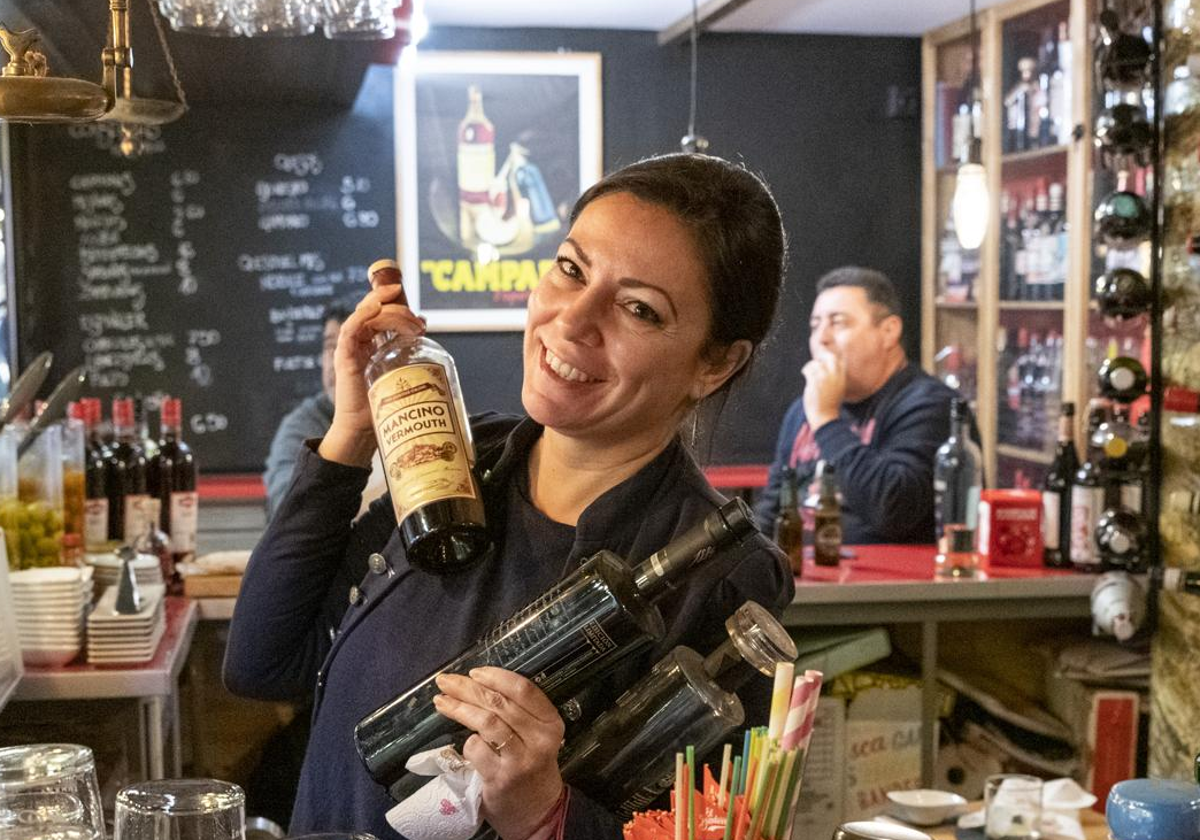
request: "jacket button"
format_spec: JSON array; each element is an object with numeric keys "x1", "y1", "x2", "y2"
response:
[
  {"x1": 348, "y1": 585, "x2": 364, "y2": 606},
  {"x1": 369, "y1": 553, "x2": 388, "y2": 575},
  {"x1": 481, "y1": 469, "x2": 493, "y2": 483}
]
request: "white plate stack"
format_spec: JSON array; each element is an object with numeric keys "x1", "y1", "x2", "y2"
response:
[
  {"x1": 86, "y1": 584, "x2": 166, "y2": 665},
  {"x1": 86, "y1": 552, "x2": 164, "y2": 593},
  {"x1": 10, "y1": 566, "x2": 93, "y2": 667}
]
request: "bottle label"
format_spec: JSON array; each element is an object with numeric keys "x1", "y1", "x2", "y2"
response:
[
  {"x1": 457, "y1": 144, "x2": 495, "y2": 199},
  {"x1": 1042, "y1": 491, "x2": 1060, "y2": 550},
  {"x1": 123, "y1": 494, "x2": 150, "y2": 544},
  {"x1": 369, "y1": 363, "x2": 479, "y2": 524},
  {"x1": 84, "y1": 498, "x2": 109, "y2": 549},
  {"x1": 814, "y1": 519, "x2": 841, "y2": 561},
  {"x1": 1070, "y1": 485, "x2": 1104, "y2": 564},
  {"x1": 170, "y1": 491, "x2": 200, "y2": 554}
]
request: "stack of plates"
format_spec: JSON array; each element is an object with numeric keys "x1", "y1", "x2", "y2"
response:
[
  {"x1": 86, "y1": 584, "x2": 166, "y2": 665},
  {"x1": 10, "y1": 566, "x2": 93, "y2": 667},
  {"x1": 86, "y1": 552, "x2": 164, "y2": 593}
]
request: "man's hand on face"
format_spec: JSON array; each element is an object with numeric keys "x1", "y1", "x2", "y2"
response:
[{"x1": 802, "y1": 348, "x2": 846, "y2": 432}]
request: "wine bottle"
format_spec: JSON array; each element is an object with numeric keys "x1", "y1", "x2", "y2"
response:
[
  {"x1": 152, "y1": 397, "x2": 198, "y2": 568},
  {"x1": 107, "y1": 397, "x2": 150, "y2": 545},
  {"x1": 1097, "y1": 9, "x2": 1152, "y2": 89},
  {"x1": 1005, "y1": 58, "x2": 1038, "y2": 153},
  {"x1": 813, "y1": 462, "x2": 842, "y2": 567},
  {"x1": 1095, "y1": 170, "x2": 1153, "y2": 248},
  {"x1": 1094, "y1": 267, "x2": 1151, "y2": 319},
  {"x1": 933, "y1": 398, "x2": 983, "y2": 551},
  {"x1": 1070, "y1": 402, "x2": 1109, "y2": 571},
  {"x1": 1094, "y1": 506, "x2": 1147, "y2": 571},
  {"x1": 1042, "y1": 402, "x2": 1078, "y2": 569},
  {"x1": 1095, "y1": 92, "x2": 1152, "y2": 165},
  {"x1": 133, "y1": 395, "x2": 159, "y2": 462},
  {"x1": 559, "y1": 601, "x2": 796, "y2": 819},
  {"x1": 773, "y1": 465, "x2": 804, "y2": 577},
  {"x1": 354, "y1": 499, "x2": 756, "y2": 797},
  {"x1": 1097, "y1": 356, "x2": 1148, "y2": 402},
  {"x1": 364, "y1": 259, "x2": 491, "y2": 574},
  {"x1": 81, "y1": 398, "x2": 111, "y2": 552}
]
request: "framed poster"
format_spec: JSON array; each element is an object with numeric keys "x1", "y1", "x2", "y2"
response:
[{"x1": 396, "y1": 50, "x2": 603, "y2": 331}]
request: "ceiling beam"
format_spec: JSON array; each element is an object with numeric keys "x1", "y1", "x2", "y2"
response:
[{"x1": 657, "y1": 0, "x2": 761, "y2": 46}]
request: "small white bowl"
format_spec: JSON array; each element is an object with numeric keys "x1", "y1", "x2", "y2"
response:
[
  {"x1": 21, "y1": 644, "x2": 81, "y2": 667},
  {"x1": 887, "y1": 789, "x2": 970, "y2": 826}
]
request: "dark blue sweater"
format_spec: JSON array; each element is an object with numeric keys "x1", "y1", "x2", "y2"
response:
[
  {"x1": 753, "y1": 363, "x2": 959, "y2": 544},
  {"x1": 224, "y1": 414, "x2": 793, "y2": 839}
]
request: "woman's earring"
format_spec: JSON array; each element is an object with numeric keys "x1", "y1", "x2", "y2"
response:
[{"x1": 689, "y1": 412, "x2": 699, "y2": 448}]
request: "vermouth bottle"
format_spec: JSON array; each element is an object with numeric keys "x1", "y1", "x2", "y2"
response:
[
  {"x1": 559, "y1": 601, "x2": 797, "y2": 818},
  {"x1": 151, "y1": 397, "x2": 198, "y2": 567},
  {"x1": 364, "y1": 259, "x2": 490, "y2": 574},
  {"x1": 354, "y1": 499, "x2": 756, "y2": 798},
  {"x1": 107, "y1": 397, "x2": 150, "y2": 545}
]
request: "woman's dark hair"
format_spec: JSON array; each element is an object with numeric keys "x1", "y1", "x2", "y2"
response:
[{"x1": 569, "y1": 153, "x2": 787, "y2": 391}]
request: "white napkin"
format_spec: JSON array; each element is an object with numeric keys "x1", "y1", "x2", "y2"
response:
[{"x1": 385, "y1": 747, "x2": 485, "y2": 840}]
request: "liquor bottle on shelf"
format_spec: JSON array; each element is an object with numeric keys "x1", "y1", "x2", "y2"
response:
[
  {"x1": 1004, "y1": 328, "x2": 1028, "y2": 442},
  {"x1": 1094, "y1": 506, "x2": 1147, "y2": 571},
  {"x1": 151, "y1": 397, "x2": 198, "y2": 568},
  {"x1": 1025, "y1": 184, "x2": 1050, "y2": 300},
  {"x1": 933, "y1": 398, "x2": 983, "y2": 551},
  {"x1": 457, "y1": 85, "x2": 496, "y2": 247},
  {"x1": 813, "y1": 462, "x2": 842, "y2": 567},
  {"x1": 1019, "y1": 197, "x2": 1039, "y2": 300},
  {"x1": 107, "y1": 397, "x2": 150, "y2": 545},
  {"x1": 1095, "y1": 267, "x2": 1151, "y2": 319},
  {"x1": 1095, "y1": 169, "x2": 1153, "y2": 248},
  {"x1": 1035, "y1": 27, "x2": 1057, "y2": 147},
  {"x1": 1040, "y1": 332, "x2": 1063, "y2": 424},
  {"x1": 1098, "y1": 355, "x2": 1149, "y2": 403},
  {"x1": 80, "y1": 398, "x2": 110, "y2": 552},
  {"x1": 1043, "y1": 402, "x2": 1078, "y2": 569},
  {"x1": 364, "y1": 259, "x2": 491, "y2": 574},
  {"x1": 1097, "y1": 9, "x2": 1153, "y2": 90},
  {"x1": 773, "y1": 465, "x2": 804, "y2": 577},
  {"x1": 939, "y1": 212, "x2": 965, "y2": 301},
  {"x1": 1048, "y1": 182, "x2": 1068, "y2": 300},
  {"x1": 1000, "y1": 192, "x2": 1019, "y2": 300},
  {"x1": 1005, "y1": 58, "x2": 1038, "y2": 153},
  {"x1": 1050, "y1": 21, "x2": 1071, "y2": 145},
  {"x1": 1070, "y1": 401, "x2": 1110, "y2": 572},
  {"x1": 1018, "y1": 332, "x2": 1044, "y2": 448}
]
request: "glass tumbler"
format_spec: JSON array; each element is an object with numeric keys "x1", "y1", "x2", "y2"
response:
[
  {"x1": 322, "y1": 0, "x2": 396, "y2": 38},
  {"x1": 984, "y1": 773, "x2": 1042, "y2": 840},
  {"x1": 114, "y1": 779, "x2": 244, "y2": 840},
  {"x1": 0, "y1": 744, "x2": 106, "y2": 840}
]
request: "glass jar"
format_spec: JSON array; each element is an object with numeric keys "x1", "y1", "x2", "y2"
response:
[
  {"x1": 0, "y1": 427, "x2": 18, "y2": 570},
  {"x1": 10, "y1": 423, "x2": 66, "y2": 569},
  {"x1": 61, "y1": 416, "x2": 86, "y2": 565}
]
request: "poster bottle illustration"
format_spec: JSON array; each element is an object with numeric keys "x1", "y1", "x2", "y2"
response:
[
  {"x1": 509, "y1": 143, "x2": 560, "y2": 234},
  {"x1": 457, "y1": 85, "x2": 496, "y2": 246}
]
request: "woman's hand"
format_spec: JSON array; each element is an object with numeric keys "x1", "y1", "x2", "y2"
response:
[
  {"x1": 318, "y1": 275, "x2": 426, "y2": 467},
  {"x1": 433, "y1": 667, "x2": 566, "y2": 840}
]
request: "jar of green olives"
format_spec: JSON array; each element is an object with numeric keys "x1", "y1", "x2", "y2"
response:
[{"x1": 2, "y1": 422, "x2": 66, "y2": 570}]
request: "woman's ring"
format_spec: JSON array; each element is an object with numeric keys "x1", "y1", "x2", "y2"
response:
[{"x1": 485, "y1": 736, "x2": 512, "y2": 756}]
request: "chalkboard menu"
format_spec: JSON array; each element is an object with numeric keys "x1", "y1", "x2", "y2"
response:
[{"x1": 10, "y1": 67, "x2": 396, "y2": 473}]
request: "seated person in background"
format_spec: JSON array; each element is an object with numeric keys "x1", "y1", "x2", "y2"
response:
[
  {"x1": 263, "y1": 297, "x2": 387, "y2": 520},
  {"x1": 754, "y1": 266, "x2": 959, "y2": 544}
]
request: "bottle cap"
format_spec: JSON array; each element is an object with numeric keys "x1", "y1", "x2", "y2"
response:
[
  {"x1": 1106, "y1": 779, "x2": 1200, "y2": 840},
  {"x1": 161, "y1": 397, "x2": 182, "y2": 427},
  {"x1": 724, "y1": 601, "x2": 797, "y2": 677},
  {"x1": 112, "y1": 397, "x2": 134, "y2": 428},
  {"x1": 368, "y1": 259, "x2": 403, "y2": 292}
]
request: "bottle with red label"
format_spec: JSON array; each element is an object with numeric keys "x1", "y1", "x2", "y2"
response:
[
  {"x1": 107, "y1": 397, "x2": 150, "y2": 545},
  {"x1": 150, "y1": 396, "x2": 198, "y2": 568},
  {"x1": 81, "y1": 398, "x2": 111, "y2": 551}
]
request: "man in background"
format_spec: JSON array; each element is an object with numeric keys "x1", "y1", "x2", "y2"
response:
[
  {"x1": 263, "y1": 297, "x2": 387, "y2": 520},
  {"x1": 754, "y1": 266, "x2": 960, "y2": 544}
]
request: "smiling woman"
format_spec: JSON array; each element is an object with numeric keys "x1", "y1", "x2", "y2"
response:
[{"x1": 224, "y1": 153, "x2": 794, "y2": 840}]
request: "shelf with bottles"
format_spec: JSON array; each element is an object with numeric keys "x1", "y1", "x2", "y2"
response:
[
  {"x1": 996, "y1": 308, "x2": 1064, "y2": 456},
  {"x1": 997, "y1": 170, "x2": 1069, "y2": 304},
  {"x1": 933, "y1": 32, "x2": 984, "y2": 171},
  {"x1": 1000, "y1": 0, "x2": 1073, "y2": 156},
  {"x1": 1001, "y1": 143, "x2": 1071, "y2": 165}
]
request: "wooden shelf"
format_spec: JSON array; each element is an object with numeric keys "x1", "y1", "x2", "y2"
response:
[
  {"x1": 1001, "y1": 144, "x2": 1069, "y2": 165},
  {"x1": 996, "y1": 443, "x2": 1055, "y2": 464},
  {"x1": 935, "y1": 298, "x2": 979, "y2": 309},
  {"x1": 998, "y1": 300, "x2": 1066, "y2": 310}
]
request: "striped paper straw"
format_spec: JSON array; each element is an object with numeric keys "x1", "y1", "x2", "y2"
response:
[
  {"x1": 781, "y1": 674, "x2": 818, "y2": 750},
  {"x1": 767, "y1": 662, "x2": 795, "y2": 743}
]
